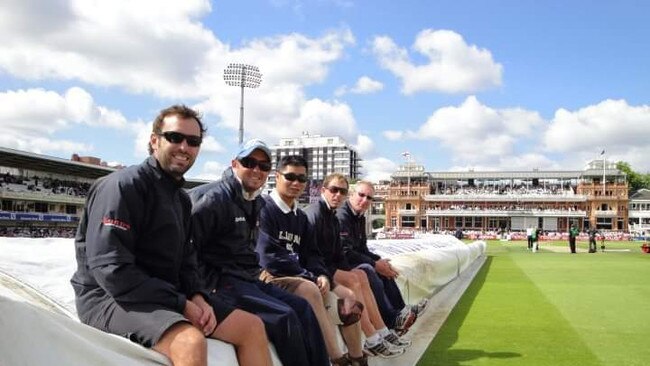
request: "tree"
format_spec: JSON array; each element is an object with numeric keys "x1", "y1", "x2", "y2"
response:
[{"x1": 616, "y1": 161, "x2": 650, "y2": 194}]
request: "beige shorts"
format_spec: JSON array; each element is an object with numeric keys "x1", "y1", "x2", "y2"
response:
[{"x1": 259, "y1": 270, "x2": 310, "y2": 293}]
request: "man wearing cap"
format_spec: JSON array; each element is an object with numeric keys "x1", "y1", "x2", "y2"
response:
[
  {"x1": 337, "y1": 181, "x2": 426, "y2": 335},
  {"x1": 190, "y1": 140, "x2": 329, "y2": 366},
  {"x1": 256, "y1": 155, "x2": 367, "y2": 366}
]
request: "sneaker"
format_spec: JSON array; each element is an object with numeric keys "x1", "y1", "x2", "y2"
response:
[
  {"x1": 412, "y1": 298, "x2": 429, "y2": 316},
  {"x1": 383, "y1": 330, "x2": 412, "y2": 349},
  {"x1": 364, "y1": 340, "x2": 405, "y2": 358},
  {"x1": 393, "y1": 306, "x2": 417, "y2": 335}
]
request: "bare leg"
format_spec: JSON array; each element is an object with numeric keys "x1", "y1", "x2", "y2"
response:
[
  {"x1": 333, "y1": 285, "x2": 364, "y2": 359},
  {"x1": 292, "y1": 281, "x2": 345, "y2": 360},
  {"x1": 212, "y1": 309, "x2": 272, "y2": 366},
  {"x1": 351, "y1": 268, "x2": 388, "y2": 330},
  {"x1": 335, "y1": 269, "x2": 378, "y2": 337},
  {"x1": 154, "y1": 322, "x2": 207, "y2": 366}
]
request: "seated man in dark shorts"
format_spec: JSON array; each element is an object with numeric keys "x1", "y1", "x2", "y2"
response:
[{"x1": 70, "y1": 105, "x2": 271, "y2": 366}]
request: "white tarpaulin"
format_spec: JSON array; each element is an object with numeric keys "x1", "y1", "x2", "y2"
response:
[{"x1": 0, "y1": 236, "x2": 485, "y2": 365}]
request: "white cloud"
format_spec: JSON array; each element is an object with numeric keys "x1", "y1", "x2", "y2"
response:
[
  {"x1": 0, "y1": 1, "x2": 361, "y2": 154},
  {"x1": 0, "y1": 87, "x2": 130, "y2": 154},
  {"x1": 335, "y1": 76, "x2": 384, "y2": 96},
  {"x1": 371, "y1": 29, "x2": 502, "y2": 94},
  {"x1": 0, "y1": 0, "x2": 218, "y2": 98},
  {"x1": 386, "y1": 96, "x2": 544, "y2": 164},
  {"x1": 544, "y1": 99, "x2": 650, "y2": 152},
  {"x1": 192, "y1": 160, "x2": 227, "y2": 181},
  {"x1": 449, "y1": 153, "x2": 560, "y2": 172},
  {"x1": 354, "y1": 134, "x2": 374, "y2": 156},
  {"x1": 360, "y1": 157, "x2": 398, "y2": 183},
  {"x1": 383, "y1": 130, "x2": 404, "y2": 141}
]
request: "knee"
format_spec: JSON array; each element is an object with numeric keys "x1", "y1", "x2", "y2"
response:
[
  {"x1": 353, "y1": 270, "x2": 369, "y2": 285},
  {"x1": 296, "y1": 282, "x2": 322, "y2": 304},
  {"x1": 173, "y1": 324, "x2": 207, "y2": 352}
]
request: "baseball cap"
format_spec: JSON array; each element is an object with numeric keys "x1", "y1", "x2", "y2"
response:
[{"x1": 236, "y1": 139, "x2": 272, "y2": 161}]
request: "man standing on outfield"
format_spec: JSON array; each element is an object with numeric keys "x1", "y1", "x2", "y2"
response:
[
  {"x1": 588, "y1": 227, "x2": 599, "y2": 253},
  {"x1": 568, "y1": 224, "x2": 579, "y2": 254},
  {"x1": 71, "y1": 105, "x2": 271, "y2": 366},
  {"x1": 189, "y1": 139, "x2": 329, "y2": 366},
  {"x1": 256, "y1": 155, "x2": 367, "y2": 366},
  {"x1": 337, "y1": 180, "x2": 427, "y2": 331}
]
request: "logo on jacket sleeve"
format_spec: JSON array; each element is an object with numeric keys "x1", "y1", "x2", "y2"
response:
[{"x1": 102, "y1": 217, "x2": 131, "y2": 231}]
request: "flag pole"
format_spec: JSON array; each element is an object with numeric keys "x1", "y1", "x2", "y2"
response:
[{"x1": 602, "y1": 150, "x2": 606, "y2": 196}]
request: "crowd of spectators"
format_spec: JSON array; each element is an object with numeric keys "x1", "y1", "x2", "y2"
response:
[
  {"x1": 435, "y1": 184, "x2": 576, "y2": 196},
  {"x1": 428, "y1": 204, "x2": 583, "y2": 212},
  {"x1": 0, "y1": 226, "x2": 76, "y2": 238},
  {"x1": 2, "y1": 172, "x2": 91, "y2": 197}
]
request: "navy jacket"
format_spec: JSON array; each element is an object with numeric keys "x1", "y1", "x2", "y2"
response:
[
  {"x1": 189, "y1": 168, "x2": 264, "y2": 290},
  {"x1": 303, "y1": 197, "x2": 352, "y2": 276},
  {"x1": 336, "y1": 200, "x2": 380, "y2": 267},
  {"x1": 71, "y1": 157, "x2": 203, "y2": 321},
  {"x1": 256, "y1": 194, "x2": 332, "y2": 284}
]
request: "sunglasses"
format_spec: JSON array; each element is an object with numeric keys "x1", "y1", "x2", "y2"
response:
[
  {"x1": 279, "y1": 172, "x2": 308, "y2": 183},
  {"x1": 357, "y1": 192, "x2": 374, "y2": 201},
  {"x1": 326, "y1": 186, "x2": 348, "y2": 196},
  {"x1": 157, "y1": 131, "x2": 202, "y2": 147},
  {"x1": 238, "y1": 156, "x2": 272, "y2": 172}
]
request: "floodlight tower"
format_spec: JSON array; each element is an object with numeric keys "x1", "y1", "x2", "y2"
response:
[{"x1": 223, "y1": 63, "x2": 262, "y2": 145}]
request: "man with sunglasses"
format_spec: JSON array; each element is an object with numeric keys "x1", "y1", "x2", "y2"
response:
[
  {"x1": 189, "y1": 140, "x2": 329, "y2": 366},
  {"x1": 337, "y1": 181, "x2": 427, "y2": 336},
  {"x1": 255, "y1": 155, "x2": 368, "y2": 366},
  {"x1": 71, "y1": 105, "x2": 272, "y2": 366},
  {"x1": 304, "y1": 173, "x2": 408, "y2": 359}
]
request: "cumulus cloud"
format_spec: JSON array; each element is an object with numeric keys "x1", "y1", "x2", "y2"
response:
[
  {"x1": 360, "y1": 157, "x2": 398, "y2": 183},
  {"x1": 449, "y1": 153, "x2": 560, "y2": 172},
  {"x1": 384, "y1": 96, "x2": 544, "y2": 165},
  {"x1": 0, "y1": 0, "x2": 219, "y2": 99},
  {"x1": 353, "y1": 134, "x2": 374, "y2": 156},
  {"x1": 0, "y1": 1, "x2": 361, "y2": 160},
  {"x1": 193, "y1": 160, "x2": 227, "y2": 181},
  {"x1": 371, "y1": 29, "x2": 502, "y2": 94},
  {"x1": 543, "y1": 99, "x2": 650, "y2": 171},
  {"x1": 335, "y1": 76, "x2": 384, "y2": 96},
  {"x1": 0, "y1": 87, "x2": 129, "y2": 154}
]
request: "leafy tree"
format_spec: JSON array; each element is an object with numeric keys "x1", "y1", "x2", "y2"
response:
[
  {"x1": 372, "y1": 218, "x2": 385, "y2": 229},
  {"x1": 616, "y1": 161, "x2": 650, "y2": 194}
]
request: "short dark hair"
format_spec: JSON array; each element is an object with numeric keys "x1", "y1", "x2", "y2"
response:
[
  {"x1": 148, "y1": 104, "x2": 207, "y2": 155},
  {"x1": 277, "y1": 155, "x2": 308, "y2": 173}
]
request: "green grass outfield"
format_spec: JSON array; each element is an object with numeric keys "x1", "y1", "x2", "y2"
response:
[{"x1": 417, "y1": 240, "x2": 650, "y2": 366}]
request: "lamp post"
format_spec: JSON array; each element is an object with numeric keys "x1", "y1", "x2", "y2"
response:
[{"x1": 223, "y1": 63, "x2": 262, "y2": 146}]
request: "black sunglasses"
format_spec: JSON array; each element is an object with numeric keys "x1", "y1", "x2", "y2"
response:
[
  {"x1": 157, "y1": 131, "x2": 202, "y2": 147},
  {"x1": 239, "y1": 156, "x2": 272, "y2": 172},
  {"x1": 357, "y1": 192, "x2": 374, "y2": 201},
  {"x1": 326, "y1": 186, "x2": 348, "y2": 196},
  {"x1": 279, "y1": 172, "x2": 308, "y2": 183}
]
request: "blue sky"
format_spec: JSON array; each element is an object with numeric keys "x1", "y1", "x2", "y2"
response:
[{"x1": 1, "y1": 0, "x2": 649, "y2": 181}]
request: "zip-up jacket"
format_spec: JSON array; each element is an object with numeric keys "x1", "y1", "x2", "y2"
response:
[
  {"x1": 70, "y1": 157, "x2": 203, "y2": 321},
  {"x1": 256, "y1": 194, "x2": 332, "y2": 284},
  {"x1": 303, "y1": 197, "x2": 352, "y2": 277},
  {"x1": 336, "y1": 200, "x2": 380, "y2": 267},
  {"x1": 189, "y1": 168, "x2": 264, "y2": 290}
]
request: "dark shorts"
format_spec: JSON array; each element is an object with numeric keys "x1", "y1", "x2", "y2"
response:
[{"x1": 101, "y1": 301, "x2": 188, "y2": 348}]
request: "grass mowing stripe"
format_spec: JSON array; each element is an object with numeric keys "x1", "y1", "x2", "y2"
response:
[
  {"x1": 418, "y1": 244, "x2": 601, "y2": 366},
  {"x1": 509, "y1": 241, "x2": 650, "y2": 366}
]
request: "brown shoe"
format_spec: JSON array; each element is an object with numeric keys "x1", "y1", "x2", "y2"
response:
[
  {"x1": 349, "y1": 354, "x2": 369, "y2": 366},
  {"x1": 331, "y1": 354, "x2": 352, "y2": 366}
]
